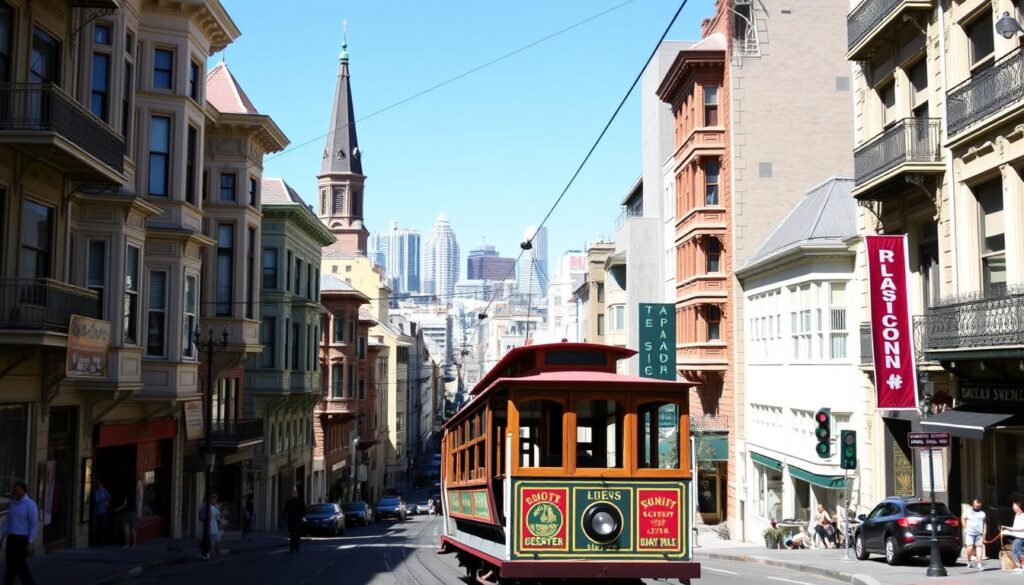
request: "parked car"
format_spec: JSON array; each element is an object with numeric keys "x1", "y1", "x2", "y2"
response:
[
  {"x1": 376, "y1": 496, "x2": 407, "y2": 521},
  {"x1": 413, "y1": 500, "x2": 430, "y2": 515},
  {"x1": 854, "y1": 497, "x2": 961, "y2": 566},
  {"x1": 303, "y1": 503, "x2": 346, "y2": 536},
  {"x1": 341, "y1": 501, "x2": 373, "y2": 526}
]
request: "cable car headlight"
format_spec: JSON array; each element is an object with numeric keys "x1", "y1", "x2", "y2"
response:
[{"x1": 583, "y1": 503, "x2": 623, "y2": 543}]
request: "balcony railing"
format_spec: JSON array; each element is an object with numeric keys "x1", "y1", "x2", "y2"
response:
[
  {"x1": 209, "y1": 419, "x2": 263, "y2": 447},
  {"x1": 614, "y1": 207, "x2": 643, "y2": 231},
  {"x1": 690, "y1": 414, "x2": 729, "y2": 432},
  {"x1": 0, "y1": 83, "x2": 125, "y2": 173},
  {"x1": 0, "y1": 278, "x2": 100, "y2": 333},
  {"x1": 848, "y1": 0, "x2": 902, "y2": 52},
  {"x1": 854, "y1": 118, "x2": 941, "y2": 186},
  {"x1": 922, "y1": 287, "x2": 1024, "y2": 350},
  {"x1": 947, "y1": 46, "x2": 1024, "y2": 137}
]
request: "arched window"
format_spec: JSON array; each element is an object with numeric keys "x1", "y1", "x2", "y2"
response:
[
  {"x1": 517, "y1": 399, "x2": 564, "y2": 468},
  {"x1": 575, "y1": 399, "x2": 624, "y2": 469}
]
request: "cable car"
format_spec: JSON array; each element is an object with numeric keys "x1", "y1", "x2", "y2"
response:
[{"x1": 438, "y1": 342, "x2": 701, "y2": 584}]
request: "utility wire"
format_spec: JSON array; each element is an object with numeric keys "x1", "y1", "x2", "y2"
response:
[
  {"x1": 479, "y1": 0, "x2": 691, "y2": 320},
  {"x1": 264, "y1": 0, "x2": 637, "y2": 164}
]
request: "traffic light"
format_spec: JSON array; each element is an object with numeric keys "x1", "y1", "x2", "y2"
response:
[
  {"x1": 814, "y1": 408, "x2": 831, "y2": 459},
  {"x1": 840, "y1": 430, "x2": 857, "y2": 470}
]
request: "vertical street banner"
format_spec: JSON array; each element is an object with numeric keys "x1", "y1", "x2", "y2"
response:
[
  {"x1": 639, "y1": 303, "x2": 676, "y2": 380},
  {"x1": 865, "y1": 235, "x2": 919, "y2": 410}
]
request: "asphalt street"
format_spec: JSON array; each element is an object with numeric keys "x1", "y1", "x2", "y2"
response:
[{"x1": 131, "y1": 515, "x2": 840, "y2": 585}]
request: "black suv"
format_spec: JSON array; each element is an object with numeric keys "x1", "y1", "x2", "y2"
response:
[{"x1": 854, "y1": 497, "x2": 961, "y2": 566}]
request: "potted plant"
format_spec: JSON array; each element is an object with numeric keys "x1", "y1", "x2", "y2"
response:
[{"x1": 762, "y1": 525, "x2": 782, "y2": 549}]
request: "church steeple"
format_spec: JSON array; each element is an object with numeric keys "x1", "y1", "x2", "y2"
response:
[
  {"x1": 318, "y1": 22, "x2": 368, "y2": 256},
  {"x1": 321, "y1": 25, "x2": 361, "y2": 176}
]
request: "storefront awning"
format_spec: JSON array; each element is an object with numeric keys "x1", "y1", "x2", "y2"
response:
[
  {"x1": 789, "y1": 465, "x2": 848, "y2": 490},
  {"x1": 751, "y1": 452, "x2": 782, "y2": 471},
  {"x1": 920, "y1": 409, "x2": 1019, "y2": 440}
]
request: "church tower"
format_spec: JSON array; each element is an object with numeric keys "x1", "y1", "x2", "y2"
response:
[{"x1": 318, "y1": 32, "x2": 368, "y2": 255}]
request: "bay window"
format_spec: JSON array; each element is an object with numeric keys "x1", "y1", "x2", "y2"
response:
[
  {"x1": 183, "y1": 274, "x2": 197, "y2": 358},
  {"x1": 124, "y1": 244, "x2": 140, "y2": 344},
  {"x1": 148, "y1": 116, "x2": 170, "y2": 196},
  {"x1": 19, "y1": 200, "x2": 52, "y2": 278},
  {"x1": 216, "y1": 224, "x2": 234, "y2": 316},
  {"x1": 146, "y1": 270, "x2": 167, "y2": 357},
  {"x1": 87, "y1": 240, "x2": 107, "y2": 318}
]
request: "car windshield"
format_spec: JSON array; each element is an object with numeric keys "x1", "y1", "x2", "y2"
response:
[
  {"x1": 306, "y1": 504, "x2": 336, "y2": 514},
  {"x1": 905, "y1": 503, "x2": 951, "y2": 516},
  {"x1": 379, "y1": 497, "x2": 400, "y2": 506},
  {"x1": 341, "y1": 503, "x2": 364, "y2": 511}
]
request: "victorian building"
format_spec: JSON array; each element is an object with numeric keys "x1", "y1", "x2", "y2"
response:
[{"x1": 0, "y1": 0, "x2": 284, "y2": 549}]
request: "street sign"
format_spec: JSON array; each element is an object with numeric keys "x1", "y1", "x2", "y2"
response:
[{"x1": 907, "y1": 432, "x2": 950, "y2": 448}]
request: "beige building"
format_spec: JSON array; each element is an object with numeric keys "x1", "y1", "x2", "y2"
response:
[
  {"x1": 848, "y1": 0, "x2": 1024, "y2": 525},
  {"x1": 573, "y1": 241, "x2": 614, "y2": 344},
  {"x1": 0, "y1": 0, "x2": 287, "y2": 549}
]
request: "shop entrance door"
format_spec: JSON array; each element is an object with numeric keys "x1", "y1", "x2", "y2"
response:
[
  {"x1": 698, "y1": 461, "x2": 726, "y2": 524},
  {"x1": 44, "y1": 406, "x2": 77, "y2": 551}
]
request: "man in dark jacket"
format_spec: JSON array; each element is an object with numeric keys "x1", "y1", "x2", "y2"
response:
[{"x1": 284, "y1": 488, "x2": 305, "y2": 553}]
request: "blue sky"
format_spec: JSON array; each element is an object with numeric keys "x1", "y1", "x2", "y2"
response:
[{"x1": 219, "y1": 0, "x2": 715, "y2": 268}]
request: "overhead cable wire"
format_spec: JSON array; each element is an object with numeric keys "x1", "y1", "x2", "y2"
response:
[{"x1": 264, "y1": 0, "x2": 637, "y2": 164}]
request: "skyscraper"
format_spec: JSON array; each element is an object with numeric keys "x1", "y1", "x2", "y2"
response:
[
  {"x1": 517, "y1": 225, "x2": 548, "y2": 298},
  {"x1": 467, "y1": 245, "x2": 515, "y2": 281},
  {"x1": 383, "y1": 221, "x2": 421, "y2": 294},
  {"x1": 422, "y1": 213, "x2": 460, "y2": 303}
]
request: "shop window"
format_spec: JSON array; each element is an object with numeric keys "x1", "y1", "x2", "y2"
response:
[
  {"x1": 754, "y1": 462, "x2": 784, "y2": 521},
  {"x1": 636, "y1": 401, "x2": 679, "y2": 469},
  {"x1": 575, "y1": 400, "x2": 624, "y2": 469},
  {"x1": 518, "y1": 399, "x2": 564, "y2": 468},
  {"x1": 976, "y1": 179, "x2": 1006, "y2": 295}
]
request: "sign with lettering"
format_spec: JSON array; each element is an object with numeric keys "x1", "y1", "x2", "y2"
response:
[
  {"x1": 184, "y1": 401, "x2": 204, "y2": 440},
  {"x1": 639, "y1": 303, "x2": 676, "y2": 380},
  {"x1": 959, "y1": 382, "x2": 1024, "y2": 408},
  {"x1": 865, "y1": 236, "x2": 919, "y2": 410},
  {"x1": 573, "y1": 487, "x2": 631, "y2": 551},
  {"x1": 637, "y1": 487, "x2": 683, "y2": 551},
  {"x1": 67, "y1": 315, "x2": 111, "y2": 378},
  {"x1": 517, "y1": 487, "x2": 569, "y2": 553},
  {"x1": 907, "y1": 432, "x2": 950, "y2": 448}
]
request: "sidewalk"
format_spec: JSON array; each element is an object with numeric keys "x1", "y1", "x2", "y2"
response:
[
  {"x1": 0, "y1": 533, "x2": 287, "y2": 585},
  {"x1": 694, "y1": 531, "x2": 1021, "y2": 585}
]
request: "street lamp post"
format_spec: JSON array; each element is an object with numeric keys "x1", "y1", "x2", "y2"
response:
[
  {"x1": 919, "y1": 392, "x2": 947, "y2": 578},
  {"x1": 194, "y1": 327, "x2": 229, "y2": 558}
]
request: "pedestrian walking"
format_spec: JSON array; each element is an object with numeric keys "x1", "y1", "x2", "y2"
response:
[
  {"x1": 1001, "y1": 499, "x2": 1024, "y2": 571},
  {"x1": 962, "y1": 498, "x2": 987, "y2": 569},
  {"x1": 91, "y1": 480, "x2": 111, "y2": 547},
  {"x1": 1, "y1": 480, "x2": 38, "y2": 585},
  {"x1": 114, "y1": 490, "x2": 137, "y2": 549},
  {"x1": 198, "y1": 494, "x2": 223, "y2": 560},
  {"x1": 244, "y1": 497, "x2": 254, "y2": 537},
  {"x1": 284, "y1": 488, "x2": 305, "y2": 553}
]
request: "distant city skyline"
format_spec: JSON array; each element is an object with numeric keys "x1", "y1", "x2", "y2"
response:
[
  {"x1": 370, "y1": 221, "x2": 421, "y2": 294},
  {"x1": 423, "y1": 214, "x2": 461, "y2": 303}
]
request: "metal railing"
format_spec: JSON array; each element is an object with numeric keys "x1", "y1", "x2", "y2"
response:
[
  {"x1": 614, "y1": 208, "x2": 643, "y2": 231},
  {"x1": 922, "y1": 287, "x2": 1024, "y2": 350},
  {"x1": 859, "y1": 317, "x2": 929, "y2": 364},
  {"x1": 848, "y1": 0, "x2": 907, "y2": 52},
  {"x1": 209, "y1": 419, "x2": 263, "y2": 445},
  {"x1": 0, "y1": 278, "x2": 100, "y2": 333},
  {"x1": 854, "y1": 118, "x2": 941, "y2": 185},
  {"x1": 690, "y1": 414, "x2": 729, "y2": 432},
  {"x1": 947, "y1": 46, "x2": 1024, "y2": 137},
  {"x1": 0, "y1": 83, "x2": 125, "y2": 173}
]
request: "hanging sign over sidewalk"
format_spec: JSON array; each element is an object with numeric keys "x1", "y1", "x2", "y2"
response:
[{"x1": 865, "y1": 235, "x2": 919, "y2": 410}]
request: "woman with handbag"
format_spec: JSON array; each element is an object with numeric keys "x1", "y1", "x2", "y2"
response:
[{"x1": 1000, "y1": 499, "x2": 1024, "y2": 572}]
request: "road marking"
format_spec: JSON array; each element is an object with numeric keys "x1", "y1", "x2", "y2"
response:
[
  {"x1": 703, "y1": 567, "x2": 739, "y2": 575},
  {"x1": 767, "y1": 577, "x2": 814, "y2": 585},
  {"x1": 270, "y1": 548, "x2": 289, "y2": 554},
  {"x1": 337, "y1": 543, "x2": 437, "y2": 550}
]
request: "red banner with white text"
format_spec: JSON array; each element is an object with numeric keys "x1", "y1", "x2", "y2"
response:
[{"x1": 866, "y1": 235, "x2": 919, "y2": 410}]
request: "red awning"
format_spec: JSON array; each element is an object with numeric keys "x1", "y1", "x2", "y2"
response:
[{"x1": 97, "y1": 419, "x2": 177, "y2": 448}]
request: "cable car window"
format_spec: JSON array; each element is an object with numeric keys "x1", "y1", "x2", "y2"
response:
[
  {"x1": 575, "y1": 400, "x2": 624, "y2": 468},
  {"x1": 518, "y1": 399, "x2": 564, "y2": 468},
  {"x1": 637, "y1": 401, "x2": 680, "y2": 469},
  {"x1": 544, "y1": 350, "x2": 608, "y2": 366},
  {"x1": 493, "y1": 405, "x2": 507, "y2": 477}
]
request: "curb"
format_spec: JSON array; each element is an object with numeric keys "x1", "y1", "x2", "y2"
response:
[
  {"x1": 698, "y1": 551, "x2": 879, "y2": 585},
  {"x1": 89, "y1": 538, "x2": 286, "y2": 585}
]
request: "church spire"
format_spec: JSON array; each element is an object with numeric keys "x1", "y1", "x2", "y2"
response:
[{"x1": 321, "y1": 20, "x2": 361, "y2": 176}]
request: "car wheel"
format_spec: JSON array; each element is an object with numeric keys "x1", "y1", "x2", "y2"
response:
[
  {"x1": 941, "y1": 551, "x2": 958, "y2": 566},
  {"x1": 854, "y1": 534, "x2": 869, "y2": 560},
  {"x1": 884, "y1": 536, "x2": 902, "y2": 566}
]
